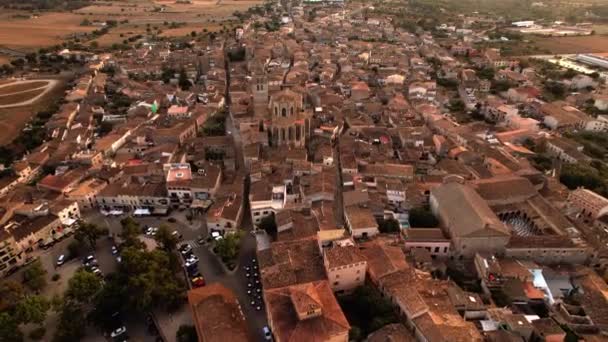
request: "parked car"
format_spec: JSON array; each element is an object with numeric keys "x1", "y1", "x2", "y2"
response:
[
  {"x1": 110, "y1": 326, "x2": 128, "y2": 342},
  {"x1": 145, "y1": 227, "x2": 158, "y2": 236},
  {"x1": 83, "y1": 255, "x2": 97, "y2": 267},
  {"x1": 197, "y1": 235, "x2": 206, "y2": 245},
  {"x1": 262, "y1": 326, "x2": 272, "y2": 340},
  {"x1": 56, "y1": 254, "x2": 66, "y2": 267},
  {"x1": 186, "y1": 254, "x2": 199, "y2": 263},
  {"x1": 172, "y1": 230, "x2": 183, "y2": 240},
  {"x1": 191, "y1": 276, "x2": 205, "y2": 288},
  {"x1": 179, "y1": 243, "x2": 192, "y2": 255},
  {"x1": 90, "y1": 266, "x2": 103, "y2": 277},
  {"x1": 185, "y1": 255, "x2": 199, "y2": 268},
  {"x1": 111, "y1": 245, "x2": 118, "y2": 255}
]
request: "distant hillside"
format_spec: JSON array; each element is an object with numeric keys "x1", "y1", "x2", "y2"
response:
[{"x1": 0, "y1": 0, "x2": 92, "y2": 11}]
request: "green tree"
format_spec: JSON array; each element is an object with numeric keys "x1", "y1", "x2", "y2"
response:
[
  {"x1": 477, "y1": 67, "x2": 495, "y2": 80},
  {"x1": 378, "y1": 218, "x2": 400, "y2": 233},
  {"x1": 23, "y1": 260, "x2": 47, "y2": 292},
  {"x1": 338, "y1": 285, "x2": 398, "y2": 336},
  {"x1": 491, "y1": 79, "x2": 511, "y2": 93},
  {"x1": 15, "y1": 295, "x2": 50, "y2": 325},
  {"x1": 161, "y1": 67, "x2": 176, "y2": 83},
  {"x1": 67, "y1": 240, "x2": 81, "y2": 258},
  {"x1": 176, "y1": 325, "x2": 198, "y2": 342},
  {"x1": 522, "y1": 138, "x2": 536, "y2": 151},
  {"x1": 75, "y1": 221, "x2": 108, "y2": 250},
  {"x1": 408, "y1": 207, "x2": 439, "y2": 228},
  {"x1": 120, "y1": 217, "x2": 144, "y2": 249},
  {"x1": 560, "y1": 163, "x2": 604, "y2": 192},
  {"x1": 215, "y1": 232, "x2": 242, "y2": 261},
  {"x1": 117, "y1": 247, "x2": 186, "y2": 312},
  {"x1": 178, "y1": 69, "x2": 192, "y2": 90},
  {"x1": 53, "y1": 300, "x2": 86, "y2": 342},
  {"x1": 0, "y1": 312, "x2": 23, "y2": 342},
  {"x1": 66, "y1": 269, "x2": 102, "y2": 303},
  {"x1": 29, "y1": 327, "x2": 45, "y2": 341},
  {"x1": 349, "y1": 326, "x2": 363, "y2": 341},
  {"x1": 448, "y1": 99, "x2": 465, "y2": 112},
  {"x1": 155, "y1": 224, "x2": 178, "y2": 251},
  {"x1": 0, "y1": 280, "x2": 25, "y2": 311},
  {"x1": 258, "y1": 214, "x2": 277, "y2": 238},
  {"x1": 89, "y1": 274, "x2": 129, "y2": 331},
  {"x1": 544, "y1": 81, "x2": 566, "y2": 99}
]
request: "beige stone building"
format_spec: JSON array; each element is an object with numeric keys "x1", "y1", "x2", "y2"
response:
[
  {"x1": 568, "y1": 188, "x2": 608, "y2": 221},
  {"x1": 259, "y1": 89, "x2": 312, "y2": 148},
  {"x1": 264, "y1": 281, "x2": 350, "y2": 342},
  {"x1": 430, "y1": 182, "x2": 510, "y2": 258},
  {"x1": 323, "y1": 245, "x2": 367, "y2": 293}
]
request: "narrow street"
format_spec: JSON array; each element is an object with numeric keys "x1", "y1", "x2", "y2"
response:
[{"x1": 333, "y1": 135, "x2": 345, "y2": 227}]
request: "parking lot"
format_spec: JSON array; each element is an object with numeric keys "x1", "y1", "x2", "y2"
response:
[
  {"x1": 82, "y1": 209, "x2": 269, "y2": 341},
  {"x1": 2, "y1": 208, "x2": 269, "y2": 341}
]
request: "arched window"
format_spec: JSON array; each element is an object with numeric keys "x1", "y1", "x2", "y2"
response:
[
  {"x1": 274, "y1": 107, "x2": 278, "y2": 116},
  {"x1": 282, "y1": 108, "x2": 287, "y2": 117},
  {"x1": 290, "y1": 107, "x2": 294, "y2": 115}
]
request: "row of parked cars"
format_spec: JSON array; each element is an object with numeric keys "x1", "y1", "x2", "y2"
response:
[
  {"x1": 179, "y1": 243, "x2": 205, "y2": 288},
  {"x1": 244, "y1": 258, "x2": 265, "y2": 312}
]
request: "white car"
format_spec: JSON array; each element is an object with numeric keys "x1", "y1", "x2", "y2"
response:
[
  {"x1": 110, "y1": 326, "x2": 127, "y2": 342},
  {"x1": 91, "y1": 266, "x2": 103, "y2": 277},
  {"x1": 145, "y1": 227, "x2": 158, "y2": 236},
  {"x1": 56, "y1": 254, "x2": 66, "y2": 266},
  {"x1": 83, "y1": 255, "x2": 97, "y2": 266},
  {"x1": 185, "y1": 255, "x2": 199, "y2": 268},
  {"x1": 179, "y1": 244, "x2": 193, "y2": 255},
  {"x1": 187, "y1": 255, "x2": 199, "y2": 263},
  {"x1": 263, "y1": 326, "x2": 272, "y2": 340}
]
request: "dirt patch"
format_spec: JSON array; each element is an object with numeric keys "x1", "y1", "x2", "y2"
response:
[
  {"x1": 0, "y1": 55, "x2": 11, "y2": 66},
  {"x1": 532, "y1": 35, "x2": 608, "y2": 55},
  {"x1": 0, "y1": 88, "x2": 46, "y2": 106},
  {"x1": 0, "y1": 79, "x2": 65, "y2": 146},
  {"x1": 0, "y1": 81, "x2": 49, "y2": 95}
]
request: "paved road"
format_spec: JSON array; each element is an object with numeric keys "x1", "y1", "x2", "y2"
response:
[{"x1": 183, "y1": 210, "x2": 269, "y2": 340}]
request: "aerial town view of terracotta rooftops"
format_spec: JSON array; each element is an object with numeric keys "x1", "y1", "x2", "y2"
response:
[{"x1": 1, "y1": 0, "x2": 608, "y2": 341}]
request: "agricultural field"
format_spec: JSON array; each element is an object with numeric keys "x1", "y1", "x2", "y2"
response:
[
  {"x1": 0, "y1": 88, "x2": 47, "y2": 106},
  {"x1": 0, "y1": 0, "x2": 262, "y2": 52},
  {"x1": 0, "y1": 80, "x2": 49, "y2": 94},
  {"x1": 0, "y1": 78, "x2": 62, "y2": 145},
  {"x1": 590, "y1": 24, "x2": 608, "y2": 35},
  {"x1": 531, "y1": 35, "x2": 608, "y2": 54},
  {"x1": 75, "y1": 0, "x2": 261, "y2": 46},
  {"x1": 0, "y1": 12, "x2": 95, "y2": 50}
]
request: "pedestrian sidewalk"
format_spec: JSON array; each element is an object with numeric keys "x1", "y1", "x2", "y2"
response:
[{"x1": 154, "y1": 304, "x2": 193, "y2": 342}]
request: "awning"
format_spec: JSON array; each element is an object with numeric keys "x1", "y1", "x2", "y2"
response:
[
  {"x1": 152, "y1": 207, "x2": 168, "y2": 215},
  {"x1": 62, "y1": 218, "x2": 77, "y2": 226},
  {"x1": 134, "y1": 208, "x2": 151, "y2": 216}
]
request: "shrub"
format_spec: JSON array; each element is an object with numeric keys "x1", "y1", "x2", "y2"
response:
[{"x1": 29, "y1": 327, "x2": 46, "y2": 340}]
